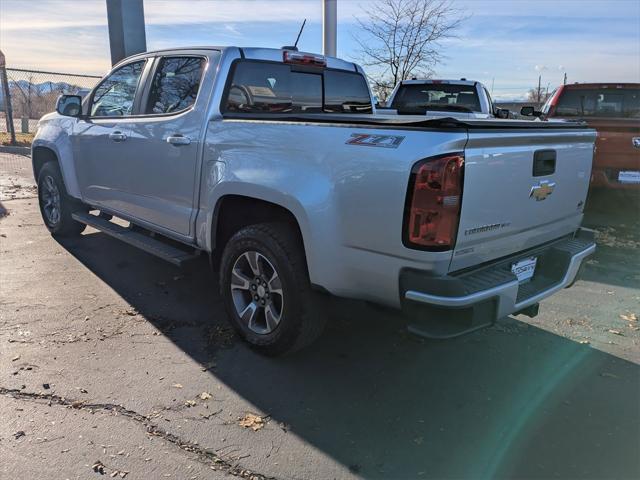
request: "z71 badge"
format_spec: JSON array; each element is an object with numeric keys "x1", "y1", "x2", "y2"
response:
[{"x1": 346, "y1": 133, "x2": 405, "y2": 148}]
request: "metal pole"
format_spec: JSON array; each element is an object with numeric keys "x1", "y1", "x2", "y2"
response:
[
  {"x1": 106, "y1": 0, "x2": 147, "y2": 65},
  {"x1": 0, "y1": 50, "x2": 17, "y2": 145},
  {"x1": 323, "y1": 0, "x2": 337, "y2": 57},
  {"x1": 537, "y1": 74, "x2": 542, "y2": 107}
]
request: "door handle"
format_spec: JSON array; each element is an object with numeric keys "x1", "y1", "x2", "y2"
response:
[
  {"x1": 167, "y1": 135, "x2": 191, "y2": 146},
  {"x1": 109, "y1": 131, "x2": 127, "y2": 142}
]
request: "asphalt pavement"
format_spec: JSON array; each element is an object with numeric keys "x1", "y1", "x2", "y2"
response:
[{"x1": 1, "y1": 151, "x2": 639, "y2": 479}]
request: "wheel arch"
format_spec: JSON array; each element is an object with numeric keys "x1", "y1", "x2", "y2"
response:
[
  {"x1": 210, "y1": 194, "x2": 311, "y2": 269},
  {"x1": 32, "y1": 146, "x2": 58, "y2": 180},
  {"x1": 32, "y1": 137, "x2": 82, "y2": 199}
]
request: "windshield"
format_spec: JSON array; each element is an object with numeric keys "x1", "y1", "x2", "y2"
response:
[
  {"x1": 555, "y1": 87, "x2": 640, "y2": 118},
  {"x1": 391, "y1": 83, "x2": 481, "y2": 113}
]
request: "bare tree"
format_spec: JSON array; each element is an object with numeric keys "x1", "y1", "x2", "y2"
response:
[
  {"x1": 526, "y1": 88, "x2": 551, "y2": 107},
  {"x1": 354, "y1": 0, "x2": 466, "y2": 100}
]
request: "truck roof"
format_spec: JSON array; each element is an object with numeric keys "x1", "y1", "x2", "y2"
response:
[
  {"x1": 399, "y1": 79, "x2": 479, "y2": 86},
  {"x1": 118, "y1": 46, "x2": 360, "y2": 73},
  {"x1": 562, "y1": 82, "x2": 640, "y2": 89}
]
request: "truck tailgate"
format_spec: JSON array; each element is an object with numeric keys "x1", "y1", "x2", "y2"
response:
[{"x1": 450, "y1": 128, "x2": 596, "y2": 272}]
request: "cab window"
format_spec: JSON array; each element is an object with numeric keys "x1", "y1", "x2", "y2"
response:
[
  {"x1": 224, "y1": 61, "x2": 322, "y2": 113},
  {"x1": 223, "y1": 60, "x2": 372, "y2": 114},
  {"x1": 555, "y1": 88, "x2": 640, "y2": 118},
  {"x1": 90, "y1": 61, "x2": 145, "y2": 117},
  {"x1": 391, "y1": 84, "x2": 481, "y2": 113},
  {"x1": 145, "y1": 56, "x2": 206, "y2": 114},
  {"x1": 324, "y1": 71, "x2": 373, "y2": 113}
]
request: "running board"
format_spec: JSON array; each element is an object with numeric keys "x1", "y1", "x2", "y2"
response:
[{"x1": 72, "y1": 212, "x2": 200, "y2": 267}]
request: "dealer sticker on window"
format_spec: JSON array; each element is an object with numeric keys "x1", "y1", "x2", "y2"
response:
[
  {"x1": 511, "y1": 257, "x2": 537, "y2": 283},
  {"x1": 618, "y1": 171, "x2": 640, "y2": 184}
]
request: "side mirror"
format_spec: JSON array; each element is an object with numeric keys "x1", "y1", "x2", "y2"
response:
[
  {"x1": 520, "y1": 106, "x2": 542, "y2": 117},
  {"x1": 56, "y1": 94, "x2": 82, "y2": 117},
  {"x1": 495, "y1": 108, "x2": 510, "y2": 119}
]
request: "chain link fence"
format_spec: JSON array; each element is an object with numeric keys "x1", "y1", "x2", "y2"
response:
[{"x1": 1, "y1": 68, "x2": 101, "y2": 134}]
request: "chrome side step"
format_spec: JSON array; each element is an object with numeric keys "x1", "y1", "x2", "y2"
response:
[{"x1": 72, "y1": 212, "x2": 200, "y2": 267}]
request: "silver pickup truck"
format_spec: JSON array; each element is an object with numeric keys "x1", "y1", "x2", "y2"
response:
[{"x1": 33, "y1": 46, "x2": 596, "y2": 355}]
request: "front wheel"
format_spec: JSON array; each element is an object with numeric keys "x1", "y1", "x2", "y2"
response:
[
  {"x1": 37, "y1": 162, "x2": 86, "y2": 236},
  {"x1": 219, "y1": 222, "x2": 325, "y2": 356}
]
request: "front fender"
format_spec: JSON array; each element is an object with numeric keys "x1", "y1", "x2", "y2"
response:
[{"x1": 32, "y1": 114, "x2": 81, "y2": 199}]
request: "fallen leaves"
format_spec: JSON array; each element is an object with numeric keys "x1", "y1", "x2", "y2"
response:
[
  {"x1": 207, "y1": 324, "x2": 236, "y2": 349},
  {"x1": 595, "y1": 227, "x2": 640, "y2": 249},
  {"x1": 200, "y1": 361, "x2": 217, "y2": 372},
  {"x1": 238, "y1": 413, "x2": 266, "y2": 431},
  {"x1": 92, "y1": 459, "x2": 128, "y2": 477},
  {"x1": 92, "y1": 460, "x2": 106, "y2": 474}
]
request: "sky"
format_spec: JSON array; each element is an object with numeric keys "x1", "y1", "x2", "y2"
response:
[{"x1": 1, "y1": 0, "x2": 639, "y2": 100}]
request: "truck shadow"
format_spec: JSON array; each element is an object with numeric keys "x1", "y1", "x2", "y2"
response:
[
  {"x1": 580, "y1": 189, "x2": 640, "y2": 289},
  {"x1": 56, "y1": 231, "x2": 640, "y2": 479}
]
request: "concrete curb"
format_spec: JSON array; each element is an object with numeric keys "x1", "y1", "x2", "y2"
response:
[{"x1": 0, "y1": 145, "x2": 31, "y2": 155}]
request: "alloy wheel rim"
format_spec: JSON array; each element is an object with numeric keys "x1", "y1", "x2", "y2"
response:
[
  {"x1": 230, "y1": 251, "x2": 284, "y2": 335},
  {"x1": 41, "y1": 175, "x2": 61, "y2": 226}
]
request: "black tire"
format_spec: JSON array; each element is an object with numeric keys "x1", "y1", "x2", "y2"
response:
[
  {"x1": 219, "y1": 222, "x2": 325, "y2": 356},
  {"x1": 37, "y1": 162, "x2": 86, "y2": 236}
]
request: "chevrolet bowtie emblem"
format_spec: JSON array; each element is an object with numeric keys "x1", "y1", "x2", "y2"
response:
[{"x1": 530, "y1": 180, "x2": 556, "y2": 201}]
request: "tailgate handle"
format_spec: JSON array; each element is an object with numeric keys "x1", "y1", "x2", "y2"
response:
[{"x1": 533, "y1": 149, "x2": 556, "y2": 177}]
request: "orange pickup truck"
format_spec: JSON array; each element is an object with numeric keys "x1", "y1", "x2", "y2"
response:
[{"x1": 540, "y1": 83, "x2": 640, "y2": 190}]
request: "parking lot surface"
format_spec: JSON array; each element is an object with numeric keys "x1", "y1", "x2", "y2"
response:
[{"x1": 1, "y1": 150, "x2": 639, "y2": 479}]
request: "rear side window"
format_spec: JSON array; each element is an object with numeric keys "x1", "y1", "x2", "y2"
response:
[
  {"x1": 391, "y1": 84, "x2": 481, "y2": 113},
  {"x1": 555, "y1": 88, "x2": 640, "y2": 118},
  {"x1": 146, "y1": 56, "x2": 205, "y2": 114},
  {"x1": 325, "y1": 71, "x2": 373, "y2": 113},
  {"x1": 223, "y1": 60, "x2": 372, "y2": 114}
]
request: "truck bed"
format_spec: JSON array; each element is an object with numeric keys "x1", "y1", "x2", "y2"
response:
[{"x1": 222, "y1": 112, "x2": 588, "y2": 130}]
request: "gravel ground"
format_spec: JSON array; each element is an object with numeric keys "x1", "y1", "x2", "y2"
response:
[{"x1": 1, "y1": 151, "x2": 639, "y2": 479}]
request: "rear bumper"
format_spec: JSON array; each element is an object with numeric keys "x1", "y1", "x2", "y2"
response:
[{"x1": 401, "y1": 230, "x2": 596, "y2": 338}]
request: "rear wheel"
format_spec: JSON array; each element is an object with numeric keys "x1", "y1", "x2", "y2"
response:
[
  {"x1": 219, "y1": 222, "x2": 325, "y2": 356},
  {"x1": 37, "y1": 162, "x2": 86, "y2": 236}
]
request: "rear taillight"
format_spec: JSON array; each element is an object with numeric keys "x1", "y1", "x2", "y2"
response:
[{"x1": 403, "y1": 153, "x2": 464, "y2": 250}]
